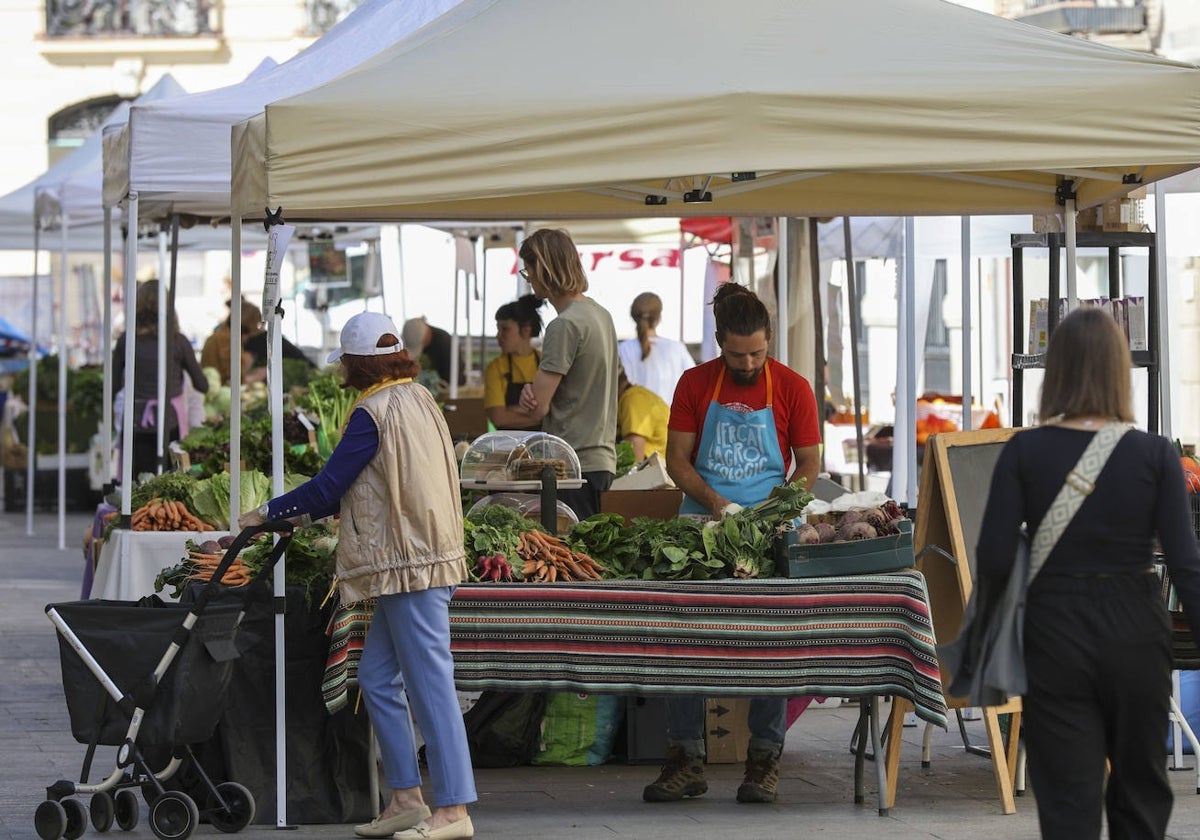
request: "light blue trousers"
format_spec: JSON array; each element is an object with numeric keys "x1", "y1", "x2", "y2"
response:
[
  {"x1": 665, "y1": 695, "x2": 786, "y2": 758},
  {"x1": 357, "y1": 587, "x2": 477, "y2": 807}
]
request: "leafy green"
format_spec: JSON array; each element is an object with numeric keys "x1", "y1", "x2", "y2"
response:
[
  {"x1": 188, "y1": 470, "x2": 273, "y2": 530},
  {"x1": 463, "y1": 504, "x2": 541, "y2": 562},
  {"x1": 615, "y1": 441, "x2": 637, "y2": 478},
  {"x1": 700, "y1": 515, "x2": 773, "y2": 579},
  {"x1": 130, "y1": 471, "x2": 200, "y2": 512},
  {"x1": 568, "y1": 513, "x2": 644, "y2": 578},
  {"x1": 637, "y1": 517, "x2": 716, "y2": 580}
]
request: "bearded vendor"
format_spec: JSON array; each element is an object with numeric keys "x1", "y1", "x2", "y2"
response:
[{"x1": 642, "y1": 282, "x2": 820, "y2": 808}]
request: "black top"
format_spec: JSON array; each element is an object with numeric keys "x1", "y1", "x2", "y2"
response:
[
  {"x1": 243, "y1": 331, "x2": 315, "y2": 369},
  {"x1": 977, "y1": 426, "x2": 1200, "y2": 633},
  {"x1": 423, "y1": 325, "x2": 464, "y2": 385},
  {"x1": 112, "y1": 331, "x2": 209, "y2": 431}
]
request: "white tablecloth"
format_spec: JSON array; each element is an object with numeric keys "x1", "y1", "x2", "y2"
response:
[{"x1": 91, "y1": 529, "x2": 228, "y2": 601}]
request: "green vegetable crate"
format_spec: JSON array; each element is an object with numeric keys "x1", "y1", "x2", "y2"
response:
[{"x1": 773, "y1": 519, "x2": 914, "y2": 577}]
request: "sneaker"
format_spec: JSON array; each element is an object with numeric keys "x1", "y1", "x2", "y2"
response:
[
  {"x1": 642, "y1": 745, "x2": 708, "y2": 802},
  {"x1": 736, "y1": 747, "x2": 781, "y2": 803}
]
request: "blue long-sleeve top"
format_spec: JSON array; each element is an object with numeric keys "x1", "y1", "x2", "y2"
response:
[{"x1": 266, "y1": 408, "x2": 378, "y2": 521}]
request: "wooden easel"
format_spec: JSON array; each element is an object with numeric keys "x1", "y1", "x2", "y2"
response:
[{"x1": 882, "y1": 427, "x2": 1024, "y2": 814}]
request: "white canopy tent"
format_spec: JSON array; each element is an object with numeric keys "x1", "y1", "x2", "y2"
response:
[
  {"x1": 230, "y1": 0, "x2": 1200, "y2": 505},
  {"x1": 99, "y1": 1, "x2": 463, "y2": 827}
]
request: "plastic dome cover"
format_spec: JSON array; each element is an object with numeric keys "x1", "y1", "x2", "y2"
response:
[
  {"x1": 465, "y1": 493, "x2": 579, "y2": 536},
  {"x1": 459, "y1": 431, "x2": 581, "y2": 483}
]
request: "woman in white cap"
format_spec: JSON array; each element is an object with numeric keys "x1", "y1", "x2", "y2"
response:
[{"x1": 239, "y1": 311, "x2": 476, "y2": 840}]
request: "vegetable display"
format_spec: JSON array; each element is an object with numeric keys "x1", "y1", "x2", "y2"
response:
[{"x1": 131, "y1": 498, "x2": 214, "y2": 532}]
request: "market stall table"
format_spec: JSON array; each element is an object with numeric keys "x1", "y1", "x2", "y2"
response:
[
  {"x1": 90, "y1": 528, "x2": 225, "y2": 601},
  {"x1": 448, "y1": 571, "x2": 947, "y2": 813}
]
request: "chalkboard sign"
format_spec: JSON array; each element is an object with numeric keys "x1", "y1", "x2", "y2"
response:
[
  {"x1": 891, "y1": 426, "x2": 1025, "y2": 815},
  {"x1": 916, "y1": 427, "x2": 1019, "y2": 609}
]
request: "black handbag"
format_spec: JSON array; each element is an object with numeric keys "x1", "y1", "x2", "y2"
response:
[{"x1": 938, "y1": 422, "x2": 1129, "y2": 706}]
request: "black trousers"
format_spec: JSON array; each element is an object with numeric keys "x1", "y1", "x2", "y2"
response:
[
  {"x1": 1023, "y1": 571, "x2": 1173, "y2": 840},
  {"x1": 558, "y1": 470, "x2": 613, "y2": 521}
]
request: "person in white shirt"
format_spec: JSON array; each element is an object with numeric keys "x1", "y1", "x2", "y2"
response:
[{"x1": 616, "y1": 292, "x2": 695, "y2": 406}]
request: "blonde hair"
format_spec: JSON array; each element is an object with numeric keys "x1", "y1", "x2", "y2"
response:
[
  {"x1": 518, "y1": 229, "x2": 588, "y2": 297},
  {"x1": 630, "y1": 292, "x2": 662, "y2": 361},
  {"x1": 1038, "y1": 307, "x2": 1134, "y2": 423}
]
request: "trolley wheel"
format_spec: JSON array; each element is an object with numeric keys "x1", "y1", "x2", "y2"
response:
[
  {"x1": 34, "y1": 799, "x2": 67, "y2": 840},
  {"x1": 148, "y1": 792, "x2": 199, "y2": 840},
  {"x1": 90, "y1": 792, "x2": 115, "y2": 833},
  {"x1": 208, "y1": 782, "x2": 255, "y2": 833},
  {"x1": 113, "y1": 789, "x2": 139, "y2": 832},
  {"x1": 62, "y1": 799, "x2": 88, "y2": 840}
]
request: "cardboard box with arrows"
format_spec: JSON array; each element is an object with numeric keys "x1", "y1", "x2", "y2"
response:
[{"x1": 704, "y1": 697, "x2": 751, "y2": 764}]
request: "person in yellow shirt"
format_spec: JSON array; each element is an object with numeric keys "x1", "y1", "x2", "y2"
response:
[
  {"x1": 617, "y1": 367, "x2": 669, "y2": 462},
  {"x1": 483, "y1": 294, "x2": 543, "y2": 431}
]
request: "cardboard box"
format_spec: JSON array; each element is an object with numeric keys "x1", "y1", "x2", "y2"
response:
[
  {"x1": 705, "y1": 698, "x2": 751, "y2": 764},
  {"x1": 774, "y1": 519, "x2": 915, "y2": 578},
  {"x1": 600, "y1": 488, "x2": 683, "y2": 526},
  {"x1": 609, "y1": 452, "x2": 673, "y2": 490}
]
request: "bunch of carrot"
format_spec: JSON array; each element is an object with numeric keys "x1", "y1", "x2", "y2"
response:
[
  {"x1": 131, "y1": 498, "x2": 214, "y2": 532},
  {"x1": 185, "y1": 549, "x2": 253, "y2": 586},
  {"x1": 516, "y1": 529, "x2": 607, "y2": 582}
]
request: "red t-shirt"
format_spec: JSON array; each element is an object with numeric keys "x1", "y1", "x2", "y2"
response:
[{"x1": 668, "y1": 357, "x2": 821, "y2": 474}]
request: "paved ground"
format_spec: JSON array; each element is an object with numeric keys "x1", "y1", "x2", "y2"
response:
[{"x1": 4, "y1": 507, "x2": 1200, "y2": 839}]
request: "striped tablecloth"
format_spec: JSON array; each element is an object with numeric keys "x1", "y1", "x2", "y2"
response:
[{"x1": 449, "y1": 570, "x2": 947, "y2": 727}]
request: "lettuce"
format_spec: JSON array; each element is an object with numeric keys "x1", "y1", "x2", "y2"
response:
[{"x1": 188, "y1": 469, "x2": 276, "y2": 530}]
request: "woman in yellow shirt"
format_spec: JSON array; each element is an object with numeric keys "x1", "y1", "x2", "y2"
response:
[
  {"x1": 484, "y1": 294, "x2": 544, "y2": 431},
  {"x1": 617, "y1": 367, "x2": 669, "y2": 462}
]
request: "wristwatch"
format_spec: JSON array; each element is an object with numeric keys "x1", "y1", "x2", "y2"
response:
[{"x1": 256, "y1": 503, "x2": 270, "y2": 521}]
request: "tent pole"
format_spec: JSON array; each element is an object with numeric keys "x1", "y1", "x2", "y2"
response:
[
  {"x1": 102, "y1": 207, "x2": 113, "y2": 487},
  {"x1": 229, "y1": 217, "x2": 242, "y2": 531},
  {"x1": 1154, "y1": 184, "x2": 1172, "y2": 439},
  {"x1": 165, "y1": 214, "x2": 180, "y2": 470},
  {"x1": 841, "y1": 217, "x2": 865, "y2": 490},
  {"x1": 27, "y1": 224, "x2": 40, "y2": 536},
  {"x1": 777, "y1": 217, "x2": 790, "y2": 368},
  {"x1": 807, "y1": 218, "x2": 827, "y2": 474},
  {"x1": 262, "y1": 217, "x2": 291, "y2": 831},
  {"x1": 1064, "y1": 196, "x2": 1078, "y2": 311},
  {"x1": 155, "y1": 230, "x2": 168, "y2": 475},
  {"x1": 58, "y1": 216, "x2": 69, "y2": 549},
  {"x1": 478, "y1": 235, "x2": 490, "y2": 377},
  {"x1": 120, "y1": 195, "x2": 138, "y2": 519},
  {"x1": 960, "y1": 217, "x2": 973, "y2": 431},
  {"x1": 450, "y1": 261, "x2": 461, "y2": 400},
  {"x1": 902, "y1": 217, "x2": 917, "y2": 506}
]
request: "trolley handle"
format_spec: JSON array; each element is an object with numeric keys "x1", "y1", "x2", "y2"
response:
[{"x1": 193, "y1": 521, "x2": 295, "y2": 611}]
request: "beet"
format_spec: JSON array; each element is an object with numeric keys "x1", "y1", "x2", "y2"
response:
[
  {"x1": 217, "y1": 535, "x2": 236, "y2": 549},
  {"x1": 814, "y1": 522, "x2": 837, "y2": 543},
  {"x1": 835, "y1": 522, "x2": 878, "y2": 542},
  {"x1": 200, "y1": 540, "x2": 222, "y2": 554},
  {"x1": 793, "y1": 524, "x2": 821, "y2": 544}
]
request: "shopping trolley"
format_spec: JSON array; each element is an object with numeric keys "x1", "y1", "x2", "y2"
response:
[{"x1": 35, "y1": 521, "x2": 294, "y2": 840}]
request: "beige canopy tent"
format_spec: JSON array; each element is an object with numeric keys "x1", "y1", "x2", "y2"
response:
[
  {"x1": 231, "y1": 0, "x2": 1200, "y2": 224},
  {"x1": 228, "y1": 0, "x2": 1200, "y2": 505}
]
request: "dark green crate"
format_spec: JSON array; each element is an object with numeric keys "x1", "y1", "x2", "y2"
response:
[{"x1": 773, "y1": 518, "x2": 914, "y2": 577}]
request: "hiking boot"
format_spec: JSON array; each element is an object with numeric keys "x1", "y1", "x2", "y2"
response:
[
  {"x1": 736, "y1": 747, "x2": 781, "y2": 803},
  {"x1": 642, "y1": 745, "x2": 708, "y2": 802}
]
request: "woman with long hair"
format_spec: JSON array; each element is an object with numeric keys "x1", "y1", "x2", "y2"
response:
[
  {"x1": 616, "y1": 291, "x2": 694, "y2": 406},
  {"x1": 483, "y1": 293, "x2": 543, "y2": 431},
  {"x1": 239, "y1": 311, "x2": 476, "y2": 840},
  {"x1": 111, "y1": 280, "x2": 208, "y2": 477},
  {"x1": 976, "y1": 306, "x2": 1200, "y2": 839}
]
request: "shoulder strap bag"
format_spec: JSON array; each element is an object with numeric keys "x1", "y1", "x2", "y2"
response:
[{"x1": 939, "y1": 421, "x2": 1130, "y2": 707}]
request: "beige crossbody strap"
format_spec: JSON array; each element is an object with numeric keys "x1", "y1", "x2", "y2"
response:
[{"x1": 1029, "y1": 421, "x2": 1131, "y2": 579}]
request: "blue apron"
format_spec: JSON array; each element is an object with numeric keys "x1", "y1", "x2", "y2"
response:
[{"x1": 679, "y1": 363, "x2": 786, "y2": 515}]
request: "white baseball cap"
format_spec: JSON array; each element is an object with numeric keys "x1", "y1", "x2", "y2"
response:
[{"x1": 326, "y1": 312, "x2": 405, "y2": 364}]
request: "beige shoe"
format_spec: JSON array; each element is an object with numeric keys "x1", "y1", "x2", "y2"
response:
[
  {"x1": 392, "y1": 815, "x2": 474, "y2": 840},
  {"x1": 354, "y1": 806, "x2": 431, "y2": 838}
]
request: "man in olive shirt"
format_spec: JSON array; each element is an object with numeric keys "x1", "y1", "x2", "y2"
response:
[{"x1": 517, "y1": 229, "x2": 618, "y2": 519}]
